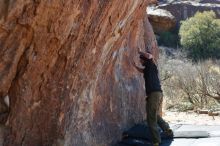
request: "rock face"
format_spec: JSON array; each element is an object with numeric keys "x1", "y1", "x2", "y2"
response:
[
  {"x1": 201, "y1": 0, "x2": 220, "y2": 4},
  {"x1": 158, "y1": 1, "x2": 220, "y2": 27},
  {"x1": 158, "y1": 0, "x2": 220, "y2": 4},
  {"x1": 147, "y1": 7, "x2": 176, "y2": 34},
  {"x1": 0, "y1": 0, "x2": 159, "y2": 146}
]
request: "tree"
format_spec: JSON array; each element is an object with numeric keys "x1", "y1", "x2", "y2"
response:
[
  {"x1": 179, "y1": 11, "x2": 220, "y2": 61},
  {"x1": 159, "y1": 51, "x2": 220, "y2": 111}
]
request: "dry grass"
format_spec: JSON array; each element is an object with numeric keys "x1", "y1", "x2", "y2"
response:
[{"x1": 163, "y1": 111, "x2": 220, "y2": 125}]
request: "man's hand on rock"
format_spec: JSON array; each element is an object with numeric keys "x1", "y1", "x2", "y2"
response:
[{"x1": 138, "y1": 51, "x2": 153, "y2": 59}]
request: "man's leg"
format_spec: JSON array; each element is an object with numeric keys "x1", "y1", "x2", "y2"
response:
[
  {"x1": 146, "y1": 92, "x2": 162, "y2": 144},
  {"x1": 157, "y1": 95, "x2": 170, "y2": 131},
  {"x1": 157, "y1": 95, "x2": 173, "y2": 137},
  {"x1": 157, "y1": 115, "x2": 170, "y2": 131}
]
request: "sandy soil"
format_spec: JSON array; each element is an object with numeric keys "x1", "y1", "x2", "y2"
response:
[{"x1": 163, "y1": 110, "x2": 220, "y2": 125}]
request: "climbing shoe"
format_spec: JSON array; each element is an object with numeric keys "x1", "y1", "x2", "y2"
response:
[
  {"x1": 153, "y1": 142, "x2": 159, "y2": 146},
  {"x1": 164, "y1": 129, "x2": 174, "y2": 138}
]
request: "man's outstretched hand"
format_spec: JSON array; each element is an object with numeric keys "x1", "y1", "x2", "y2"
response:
[
  {"x1": 131, "y1": 58, "x2": 144, "y2": 73},
  {"x1": 138, "y1": 51, "x2": 153, "y2": 59}
]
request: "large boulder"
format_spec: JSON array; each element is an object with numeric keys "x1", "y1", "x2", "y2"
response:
[
  {"x1": 201, "y1": 0, "x2": 220, "y2": 4},
  {"x1": 158, "y1": 1, "x2": 220, "y2": 27},
  {"x1": 0, "y1": 1, "x2": 159, "y2": 146},
  {"x1": 158, "y1": 0, "x2": 220, "y2": 4},
  {"x1": 147, "y1": 7, "x2": 176, "y2": 34}
]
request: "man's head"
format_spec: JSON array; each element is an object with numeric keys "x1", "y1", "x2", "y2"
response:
[{"x1": 139, "y1": 51, "x2": 153, "y2": 65}]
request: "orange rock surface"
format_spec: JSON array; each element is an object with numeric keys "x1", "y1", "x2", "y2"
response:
[{"x1": 0, "y1": 1, "x2": 158, "y2": 146}]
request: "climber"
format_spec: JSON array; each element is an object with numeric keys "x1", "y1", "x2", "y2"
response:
[{"x1": 132, "y1": 51, "x2": 173, "y2": 146}]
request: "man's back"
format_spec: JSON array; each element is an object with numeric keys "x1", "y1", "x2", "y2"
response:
[{"x1": 143, "y1": 59, "x2": 162, "y2": 96}]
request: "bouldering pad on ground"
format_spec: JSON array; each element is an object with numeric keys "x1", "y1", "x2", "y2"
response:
[
  {"x1": 173, "y1": 131, "x2": 209, "y2": 138},
  {"x1": 114, "y1": 123, "x2": 220, "y2": 146},
  {"x1": 122, "y1": 123, "x2": 156, "y2": 141},
  {"x1": 118, "y1": 138, "x2": 151, "y2": 146}
]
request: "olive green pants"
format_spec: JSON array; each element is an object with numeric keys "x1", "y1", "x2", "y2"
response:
[{"x1": 146, "y1": 91, "x2": 170, "y2": 143}]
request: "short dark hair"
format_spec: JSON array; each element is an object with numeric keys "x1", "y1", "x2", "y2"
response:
[{"x1": 139, "y1": 54, "x2": 147, "y2": 61}]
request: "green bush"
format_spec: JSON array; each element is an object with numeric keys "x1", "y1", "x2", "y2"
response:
[{"x1": 179, "y1": 11, "x2": 220, "y2": 61}]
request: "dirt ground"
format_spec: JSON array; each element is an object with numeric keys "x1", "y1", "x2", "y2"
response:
[{"x1": 163, "y1": 110, "x2": 220, "y2": 125}]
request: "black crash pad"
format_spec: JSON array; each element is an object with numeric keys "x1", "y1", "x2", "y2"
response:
[
  {"x1": 115, "y1": 123, "x2": 217, "y2": 146},
  {"x1": 122, "y1": 123, "x2": 209, "y2": 139},
  {"x1": 122, "y1": 123, "x2": 154, "y2": 141},
  {"x1": 115, "y1": 137, "x2": 173, "y2": 146},
  {"x1": 122, "y1": 123, "x2": 173, "y2": 141},
  {"x1": 114, "y1": 123, "x2": 173, "y2": 146},
  {"x1": 117, "y1": 138, "x2": 151, "y2": 146}
]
